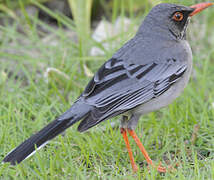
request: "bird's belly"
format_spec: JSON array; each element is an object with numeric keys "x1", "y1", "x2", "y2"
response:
[{"x1": 133, "y1": 75, "x2": 189, "y2": 115}]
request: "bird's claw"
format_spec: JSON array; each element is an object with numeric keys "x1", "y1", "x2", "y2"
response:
[
  {"x1": 132, "y1": 165, "x2": 139, "y2": 173},
  {"x1": 157, "y1": 162, "x2": 167, "y2": 173},
  {"x1": 147, "y1": 162, "x2": 176, "y2": 173},
  {"x1": 157, "y1": 162, "x2": 177, "y2": 173}
]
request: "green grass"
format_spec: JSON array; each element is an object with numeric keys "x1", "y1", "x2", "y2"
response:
[{"x1": 0, "y1": 0, "x2": 214, "y2": 179}]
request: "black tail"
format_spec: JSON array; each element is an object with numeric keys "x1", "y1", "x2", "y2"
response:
[{"x1": 3, "y1": 101, "x2": 91, "y2": 165}]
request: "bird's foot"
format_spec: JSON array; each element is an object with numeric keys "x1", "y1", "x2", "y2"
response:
[
  {"x1": 156, "y1": 162, "x2": 167, "y2": 173},
  {"x1": 132, "y1": 164, "x2": 139, "y2": 173},
  {"x1": 150, "y1": 162, "x2": 176, "y2": 173},
  {"x1": 147, "y1": 162, "x2": 166, "y2": 173}
]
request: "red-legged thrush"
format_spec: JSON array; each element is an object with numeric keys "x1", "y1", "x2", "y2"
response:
[{"x1": 3, "y1": 2, "x2": 213, "y2": 173}]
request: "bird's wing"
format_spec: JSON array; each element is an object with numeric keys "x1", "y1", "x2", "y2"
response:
[{"x1": 78, "y1": 55, "x2": 187, "y2": 132}]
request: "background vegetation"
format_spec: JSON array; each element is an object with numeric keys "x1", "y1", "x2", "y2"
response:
[{"x1": 0, "y1": 0, "x2": 214, "y2": 179}]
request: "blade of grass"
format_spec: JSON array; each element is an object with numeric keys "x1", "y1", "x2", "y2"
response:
[{"x1": 68, "y1": 0, "x2": 93, "y2": 73}]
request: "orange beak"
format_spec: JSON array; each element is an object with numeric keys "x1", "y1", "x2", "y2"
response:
[
  {"x1": 189, "y1": 2, "x2": 213, "y2": 17},
  {"x1": 189, "y1": 2, "x2": 214, "y2": 17}
]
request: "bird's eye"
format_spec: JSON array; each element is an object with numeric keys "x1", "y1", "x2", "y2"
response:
[{"x1": 172, "y1": 12, "x2": 184, "y2": 22}]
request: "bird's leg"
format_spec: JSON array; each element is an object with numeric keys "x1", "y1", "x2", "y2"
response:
[
  {"x1": 127, "y1": 129, "x2": 166, "y2": 173},
  {"x1": 120, "y1": 128, "x2": 138, "y2": 172}
]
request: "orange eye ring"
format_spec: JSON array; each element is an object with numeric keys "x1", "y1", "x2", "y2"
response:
[{"x1": 173, "y1": 12, "x2": 184, "y2": 21}]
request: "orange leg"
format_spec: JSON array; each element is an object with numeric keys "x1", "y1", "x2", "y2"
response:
[
  {"x1": 127, "y1": 129, "x2": 166, "y2": 173},
  {"x1": 121, "y1": 128, "x2": 138, "y2": 172}
]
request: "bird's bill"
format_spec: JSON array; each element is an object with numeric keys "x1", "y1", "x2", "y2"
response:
[{"x1": 189, "y1": 2, "x2": 213, "y2": 17}]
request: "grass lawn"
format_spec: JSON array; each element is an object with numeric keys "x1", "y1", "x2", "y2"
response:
[{"x1": 0, "y1": 0, "x2": 214, "y2": 179}]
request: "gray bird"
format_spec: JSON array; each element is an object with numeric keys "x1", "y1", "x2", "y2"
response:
[{"x1": 3, "y1": 2, "x2": 213, "y2": 173}]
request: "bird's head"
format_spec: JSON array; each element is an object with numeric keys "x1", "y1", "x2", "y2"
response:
[{"x1": 138, "y1": 2, "x2": 213, "y2": 40}]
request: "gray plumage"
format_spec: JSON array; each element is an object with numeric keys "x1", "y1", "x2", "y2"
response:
[
  {"x1": 78, "y1": 3, "x2": 193, "y2": 131},
  {"x1": 3, "y1": 3, "x2": 195, "y2": 165}
]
